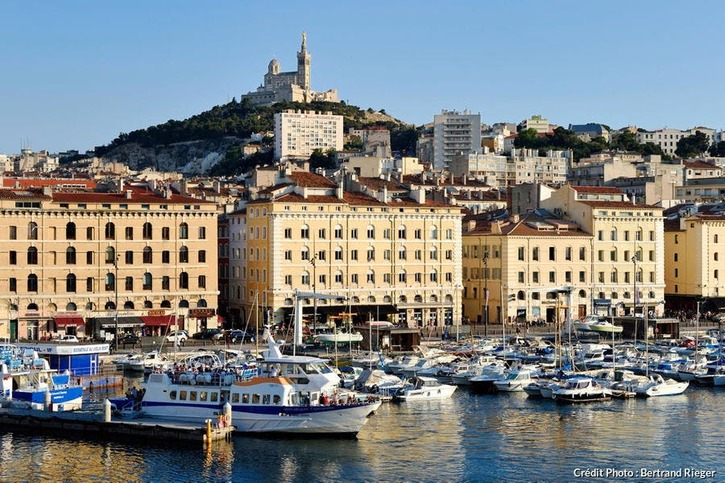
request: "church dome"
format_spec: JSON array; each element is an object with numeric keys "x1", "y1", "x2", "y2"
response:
[{"x1": 268, "y1": 58, "x2": 280, "y2": 75}]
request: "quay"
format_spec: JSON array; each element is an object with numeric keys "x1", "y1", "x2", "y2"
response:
[{"x1": 0, "y1": 407, "x2": 234, "y2": 446}]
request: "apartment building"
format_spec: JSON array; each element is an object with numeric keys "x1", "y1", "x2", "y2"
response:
[
  {"x1": 462, "y1": 213, "x2": 593, "y2": 327},
  {"x1": 274, "y1": 109, "x2": 344, "y2": 160},
  {"x1": 227, "y1": 172, "x2": 464, "y2": 331},
  {"x1": 433, "y1": 110, "x2": 481, "y2": 170},
  {"x1": 541, "y1": 185, "x2": 666, "y2": 316},
  {"x1": 664, "y1": 214, "x2": 725, "y2": 312},
  {"x1": 0, "y1": 186, "x2": 219, "y2": 341}
]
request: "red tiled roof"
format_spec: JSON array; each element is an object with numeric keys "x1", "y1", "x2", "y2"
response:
[{"x1": 288, "y1": 172, "x2": 337, "y2": 188}]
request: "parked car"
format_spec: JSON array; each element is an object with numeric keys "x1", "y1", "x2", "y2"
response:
[
  {"x1": 58, "y1": 335, "x2": 79, "y2": 343},
  {"x1": 192, "y1": 328, "x2": 223, "y2": 340},
  {"x1": 227, "y1": 330, "x2": 254, "y2": 344},
  {"x1": 118, "y1": 333, "x2": 140, "y2": 346},
  {"x1": 165, "y1": 330, "x2": 189, "y2": 344}
]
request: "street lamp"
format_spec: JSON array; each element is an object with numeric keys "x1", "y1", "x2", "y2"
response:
[{"x1": 483, "y1": 251, "x2": 489, "y2": 338}]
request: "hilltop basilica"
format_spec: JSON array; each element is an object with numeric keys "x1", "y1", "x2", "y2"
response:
[{"x1": 241, "y1": 33, "x2": 339, "y2": 107}]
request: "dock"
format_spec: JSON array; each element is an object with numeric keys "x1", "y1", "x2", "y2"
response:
[{"x1": 0, "y1": 407, "x2": 234, "y2": 445}]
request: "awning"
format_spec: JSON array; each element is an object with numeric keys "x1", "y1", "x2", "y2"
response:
[
  {"x1": 141, "y1": 315, "x2": 177, "y2": 326},
  {"x1": 92, "y1": 316, "x2": 144, "y2": 329},
  {"x1": 54, "y1": 317, "x2": 85, "y2": 327}
]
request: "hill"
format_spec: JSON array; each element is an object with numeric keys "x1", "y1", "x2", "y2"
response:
[{"x1": 94, "y1": 99, "x2": 417, "y2": 174}]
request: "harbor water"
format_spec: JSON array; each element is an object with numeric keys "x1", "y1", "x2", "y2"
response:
[{"x1": 1, "y1": 386, "x2": 722, "y2": 482}]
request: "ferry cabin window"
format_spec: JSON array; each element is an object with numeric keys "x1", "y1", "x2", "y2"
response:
[
  {"x1": 180, "y1": 391, "x2": 187, "y2": 401},
  {"x1": 189, "y1": 391, "x2": 197, "y2": 402},
  {"x1": 252, "y1": 394, "x2": 261, "y2": 404},
  {"x1": 232, "y1": 393, "x2": 240, "y2": 404},
  {"x1": 210, "y1": 392, "x2": 218, "y2": 403},
  {"x1": 262, "y1": 395, "x2": 271, "y2": 405},
  {"x1": 242, "y1": 394, "x2": 249, "y2": 404},
  {"x1": 170, "y1": 390, "x2": 177, "y2": 400}
]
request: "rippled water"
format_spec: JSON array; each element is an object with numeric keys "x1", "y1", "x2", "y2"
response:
[{"x1": 1, "y1": 387, "x2": 723, "y2": 482}]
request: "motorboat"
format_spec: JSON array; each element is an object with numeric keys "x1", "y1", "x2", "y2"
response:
[
  {"x1": 113, "y1": 331, "x2": 381, "y2": 437},
  {"x1": 392, "y1": 376, "x2": 456, "y2": 402},
  {"x1": 575, "y1": 315, "x2": 623, "y2": 335},
  {"x1": 493, "y1": 370, "x2": 534, "y2": 393},
  {"x1": 552, "y1": 377, "x2": 612, "y2": 404},
  {"x1": 634, "y1": 374, "x2": 689, "y2": 397}
]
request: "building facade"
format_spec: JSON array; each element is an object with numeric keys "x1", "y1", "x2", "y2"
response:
[
  {"x1": 227, "y1": 172, "x2": 464, "y2": 332},
  {"x1": 274, "y1": 110, "x2": 344, "y2": 160},
  {"x1": 0, "y1": 186, "x2": 219, "y2": 341},
  {"x1": 433, "y1": 110, "x2": 482, "y2": 170}
]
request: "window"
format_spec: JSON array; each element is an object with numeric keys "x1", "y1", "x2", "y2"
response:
[
  {"x1": 162, "y1": 276, "x2": 170, "y2": 290},
  {"x1": 143, "y1": 247, "x2": 153, "y2": 264},
  {"x1": 125, "y1": 276, "x2": 133, "y2": 291},
  {"x1": 179, "y1": 272, "x2": 189, "y2": 289},
  {"x1": 105, "y1": 273, "x2": 115, "y2": 291},
  {"x1": 180, "y1": 246, "x2": 189, "y2": 263},
  {"x1": 179, "y1": 223, "x2": 189, "y2": 239},
  {"x1": 66, "y1": 222, "x2": 76, "y2": 240},
  {"x1": 27, "y1": 247, "x2": 39, "y2": 265},
  {"x1": 198, "y1": 275, "x2": 206, "y2": 288},
  {"x1": 66, "y1": 247, "x2": 76, "y2": 264},
  {"x1": 125, "y1": 227, "x2": 134, "y2": 240},
  {"x1": 28, "y1": 274, "x2": 38, "y2": 292},
  {"x1": 162, "y1": 227, "x2": 170, "y2": 240},
  {"x1": 198, "y1": 250, "x2": 206, "y2": 263},
  {"x1": 143, "y1": 223, "x2": 152, "y2": 240},
  {"x1": 199, "y1": 227, "x2": 206, "y2": 239},
  {"x1": 66, "y1": 274, "x2": 76, "y2": 292},
  {"x1": 143, "y1": 273, "x2": 153, "y2": 290},
  {"x1": 105, "y1": 222, "x2": 115, "y2": 240}
]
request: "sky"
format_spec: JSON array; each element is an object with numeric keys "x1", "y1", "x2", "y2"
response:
[{"x1": 1, "y1": 1, "x2": 723, "y2": 155}]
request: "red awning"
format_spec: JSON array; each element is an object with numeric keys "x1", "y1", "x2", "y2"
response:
[
  {"x1": 54, "y1": 317, "x2": 85, "y2": 327},
  {"x1": 142, "y1": 315, "x2": 176, "y2": 326}
]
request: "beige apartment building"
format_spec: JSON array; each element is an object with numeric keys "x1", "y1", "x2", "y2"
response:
[
  {"x1": 229, "y1": 172, "x2": 464, "y2": 332},
  {"x1": 541, "y1": 185, "x2": 666, "y2": 317},
  {"x1": 664, "y1": 214, "x2": 725, "y2": 313},
  {"x1": 462, "y1": 213, "x2": 593, "y2": 327},
  {"x1": 0, "y1": 185, "x2": 219, "y2": 341}
]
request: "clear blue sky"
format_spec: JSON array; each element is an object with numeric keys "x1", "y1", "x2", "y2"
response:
[{"x1": 1, "y1": 1, "x2": 722, "y2": 155}]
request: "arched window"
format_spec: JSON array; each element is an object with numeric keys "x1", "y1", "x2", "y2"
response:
[
  {"x1": 179, "y1": 246, "x2": 189, "y2": 263},
  {"x1": 143, "y1": 272, "x2": 152, "y2": 290},
  {"x1": 28, "y1": 274, "x2": 39, "y2": 292},
  {"x1": 179, "y1": 272, "x2": 189, "y2": 289},
  {"x1": 105, "y1": 246, "x2": 116, "y2": 264},
  {"x1": 27, "y1": 247, "x2": 38, "y2": 265},
  {"x1": 28, "y1": 222, "x2": 38, "y2": 240},
  {"x1": 179, "y1": 222, "x2": 189, "y2": 239},
  {"x1": 104, "y1": 222, "x2": 115, "y2": 240},
  {"x1": 66, "y1": 274, "x2": 76, "y2": 292},
  {"x1": 143, "y1": 246, "x2": 153, "y2": 264},
  {"x1": 105, "y1": 273, "x2": 115, "y2": 291},
  {"x1": 143, "y1": 222, "x2": 153, "y2": 240},
  {"x1": 66, "y1": 247, "x2": 76, "y2": 264},
  {"x1": 66, "y1": 222, "x2": 76, "y2": 240}
]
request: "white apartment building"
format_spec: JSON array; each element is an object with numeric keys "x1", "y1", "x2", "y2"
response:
[
  {"x1": 274, "y1": 110, "x2": 344, "y2": 160},
  {"x1": 637, "y1": 127, "x2": 715, "y2": 156},
  {"x1": 433, "y1": 110, "x2": 481, "y2": 170}
]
